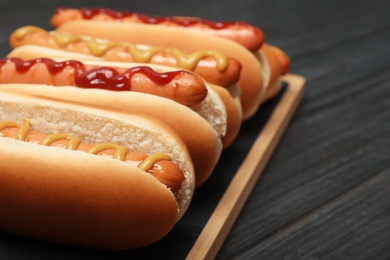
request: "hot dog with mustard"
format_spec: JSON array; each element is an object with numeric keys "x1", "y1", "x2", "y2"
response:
[
  {"x1": 9, "y1": 25, "x2": 242, "y2": 90},
  {"x1": 0, "y1": 90, "x2": 195, "y2": 249}
]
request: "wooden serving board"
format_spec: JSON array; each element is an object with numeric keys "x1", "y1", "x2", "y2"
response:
[{"x1": 187, "y1": 74, "x2": 306, "y2": 259}]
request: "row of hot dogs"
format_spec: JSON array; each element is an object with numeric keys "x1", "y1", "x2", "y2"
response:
[{"x1": 0, "y1": 7, "x2": 290, "y2": 249}]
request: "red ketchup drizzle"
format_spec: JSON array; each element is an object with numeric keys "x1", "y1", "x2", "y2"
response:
[
  {"x1": 55, "y1": 7, "x2": 257, "y2": 31},
  {"x1": 75, "y1": 66, "x2": 181, "y2": 91},
  {"x1": 0, "y1": 57, "x2": 85, "y2": 75},
  {"x1": 0, "y1": 57, "x2": 181, "y2": 91}
]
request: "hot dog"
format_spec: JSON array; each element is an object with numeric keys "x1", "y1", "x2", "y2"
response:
[
  {"x1": 0, "y1": 90, "x2": 195, "y2": 249},
  {"x1": 9, "y1": 26, "x2": 242, "y2": 89},
  {"x1": 5, "y1": 45, "x2": 242, "y2": 148},
  {"x1": 0, "y1": 57, "x2": 208, "y2": 107},
  {"x1": 50, "y1": 7, "x2": 265, "y2": 52},
  {"x1": 50, "y1": 7, "x2": 291, "y2": 119},
  {"x1": 1, "y1": 118, "x2": 184, "y2": 192},
  {"x1": 0, "y1": 79, "x2": 222, "y2": 187}
]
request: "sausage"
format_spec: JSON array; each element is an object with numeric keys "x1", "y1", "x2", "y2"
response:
[
  {"x1": 9, "y1": 26, "x2": 242, "y2": 88},
  {"x1": 0, "y1": 57, "x2": 208, "y2": 107},
  {"x1": 0, "y1": 118, "x2": 184, "y2": 192},
  {"x1": 50, "y1": 7, "x2": 265, "y2": 52}
]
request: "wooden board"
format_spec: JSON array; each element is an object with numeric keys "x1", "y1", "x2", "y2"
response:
[{"x1": 187, "y1": 74, "x2": 306, "y2": 259}]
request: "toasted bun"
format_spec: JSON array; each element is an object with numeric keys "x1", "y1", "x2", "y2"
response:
[
  {"x1": 0, "y1": 82, "x2": 221, "y2": 187},
  {"x1": 56, "y1": 20, "x2": 264, "y2": 119},
  {"x1": 0, "y1": 90, "x2": 195, "y2": 249}
]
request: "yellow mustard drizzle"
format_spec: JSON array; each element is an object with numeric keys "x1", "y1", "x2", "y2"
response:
[
  {"x1": 13, "y1": 26, "x2": 46, "y2": 40},
  {"x1": 86, "y1": 40, "x2": 126, "y2": 56},
  {"x1": 127, "y1": 45, "x2": 166, "y2": 63},
  {"x1": 16, "y1": 118, "x2": 32, "y2": 141},
  {"x1": 0, "y1": 118, "x2": 32, "y2": 141},
  {"x1": 39, "y1": 133, "x2": 82, "y2": 150},
  {"x1": 0, "y1": 119, "x2": 172, "y2": 173},
  {"x1": 13, "y1": 26, "x2": 228, "y2": 71},
  {"x1": 86, "y1": 143, "x2": 129, "y2": 161},
  {"x1": 170, "y1": 49, "x2": 228, "y2": 71},
  {"x1": 138, "y1": 152, "x2": 172, "y2": 172},
  {"x1": 53, "y1": 32, "x2": 80, "y2": 48}
]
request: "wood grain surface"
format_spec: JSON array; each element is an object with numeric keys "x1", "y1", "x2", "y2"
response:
[{"x1": 0, "y1": 0, "x2": 389, "y2": 259}]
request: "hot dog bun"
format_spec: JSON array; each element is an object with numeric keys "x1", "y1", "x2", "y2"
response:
[
  {"x1": 258, "y1": 43, "x2": 289, "y2": 103},
  {"x1": 0, "y1": 80, "x2": 221, "y2": 186},
  {"x1": 55, "y1": 20, "x2": 264, "y2": 120},
  {"x1": 0, "y1": 90, "x2": 195, "y2": 249},
  {"x1": 5, "y1": 45, "x2": 242, "y2": 148}
]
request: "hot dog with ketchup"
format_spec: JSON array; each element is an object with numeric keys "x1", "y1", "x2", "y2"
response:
[
  {"x1": 0, "y1": 57, "x2": 208, "y2": 107},
  {"x1": 50, "y1": 7, "x2": 265, "y2": 52},
  {"x1": 49, "y1": 7, "x2": 291, "y2": 119},
  {"x1": 0, "y1": 90, "x2": 195, "y2": 249},
  {"x1": 4, "y1": 46, "x2": 242, "y2": 149},
  {"x1": 49, "y1": 7, "x2": 289, "y2": 70}
]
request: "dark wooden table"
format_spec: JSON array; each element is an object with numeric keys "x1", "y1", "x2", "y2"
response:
[{"x1": 0, "y1": 0, "x2": 389, "y2": 259}]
